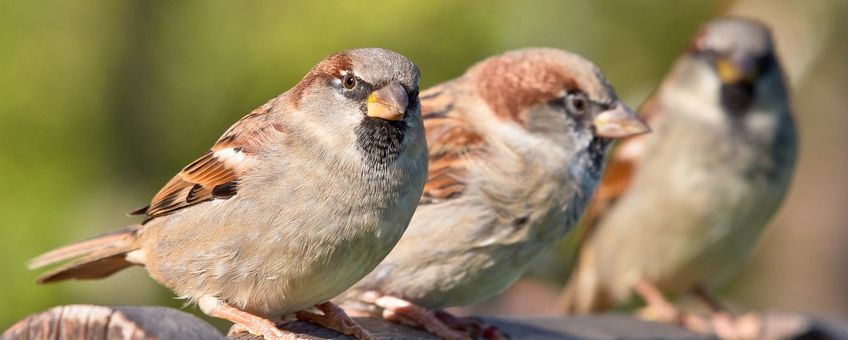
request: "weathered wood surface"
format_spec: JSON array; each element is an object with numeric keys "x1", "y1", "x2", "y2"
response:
[
  {"x1": 2, "y1": 305, "x2": 224, "y2": 340},
  {"x1": 5, "y1": 305, "x2": 848, "y2": 339}
]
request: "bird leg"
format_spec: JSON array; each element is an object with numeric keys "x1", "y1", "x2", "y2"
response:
[
  {"x1": 634, "y1": 279, "x2": 681, "y2": 322},
  {"x1": 295, "y1": 302, "x2": 376, "y2": 340},
  {"x1": 198, "y1": 295, "x2": 294, "y2": 340},
  {"x1": 633, "y1": 280, "x2": 719, "y2": 334},
  {"x1": 689, "y1": 285, "x2": 732, "y2": 333},
  {"x1": 692, "y1": 286, "x2": 764, "y2": 339},
  {"x1": 363, "y1": 292, "x2": 471, "y2": 340},
  {"x1": 434, "y1": 310, "x2": 507, "y2": 340},
  {"x1": 692, "y1": 285, "x2": 727, "y2": 313}
]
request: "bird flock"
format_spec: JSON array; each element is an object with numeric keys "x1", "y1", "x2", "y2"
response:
[{"x1": 27, "y1": 17, "x2": 795, "y2": 340}]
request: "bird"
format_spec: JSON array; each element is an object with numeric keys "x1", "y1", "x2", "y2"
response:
[
  {"x1": 556, "y1": 17, "x2": 797, "y2": 334},
  {"x1": 28, "y1": 48, "x2": 428, "y2": 340},
  {"x1": 336, "y1": 48, "x2": 649, "y2": 339}
]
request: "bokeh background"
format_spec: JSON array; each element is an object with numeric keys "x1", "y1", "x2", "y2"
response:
[{"x1": 1, "y1": 0, "x2": 845, "y2": 331}]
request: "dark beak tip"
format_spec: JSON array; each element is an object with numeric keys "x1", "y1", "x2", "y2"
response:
[
  {"x1": 591, "y1": 101, "x2": 650, "y2": 139},
  {"x1": 387, "y1": 82, "x2": 409, "y2": 108}
]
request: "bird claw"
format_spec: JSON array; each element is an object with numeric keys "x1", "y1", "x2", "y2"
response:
[
  {"x1": 225, "y1": 320, "x2": 290, "y2": 340},
  {"x1": 296, "y1": 302, "x2": 376, "y2": 340},
  {"x1": 201, "y1": 296, "x2": 294, "y2": 340},
  {"x1": 368, "y1": 294, "x2": 470, "y2": 340},
  {"x1": 227, "y1": 323, "x2": 250, "y2": 336},
  {"x1": 692, "y1": 312, "x2": 763, "y2": 339},
  {"x1": 434, "y1": 310, "x2": 508, "y2": 340},
  {"x1": 368, "y1": 292, "x2": 507, "y2": 340}
]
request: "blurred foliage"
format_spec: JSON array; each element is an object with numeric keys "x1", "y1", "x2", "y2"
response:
[{"x1": 1, "y1": 0, "x2": 844, "y2": 330}]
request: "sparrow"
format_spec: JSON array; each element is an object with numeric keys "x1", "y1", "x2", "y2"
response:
[
  {"x1": 556, "y1": 17, "x2": 797, "y2": 334},
  {"x1": 337, "y1": 48, "x2": 649, "y2": 339},
  {"x1": 28, "y1": 48, "x2": 428, "y2": 340}
]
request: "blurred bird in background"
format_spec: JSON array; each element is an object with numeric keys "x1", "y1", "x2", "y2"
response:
[
  {"x1": 338, "y1": 48, "x2": 648, "y2": 339},
  {"x1": 556, "y1": 17, "x2": 796, "y2": 337}
]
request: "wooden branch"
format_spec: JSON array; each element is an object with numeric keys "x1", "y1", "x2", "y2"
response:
[
  {"x1": 2, "y1": 305, "x2": 224, "y2": 340},
  {"x1": 5, "y1": 305, "x2": 848, "y2": 339}
]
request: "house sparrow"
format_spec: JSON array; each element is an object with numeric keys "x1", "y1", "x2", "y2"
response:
[
  {"x1": 337, "y1": 48, "x2": 649, "y2": 339},
  {"x1": 28, "y1": 48, "x2": 427, "y2": 340},
  {"x1": 556, "y1": 17, "x2": 797, "y2": 335}
]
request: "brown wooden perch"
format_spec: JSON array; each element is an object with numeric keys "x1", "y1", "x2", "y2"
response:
[
  {"x1": 2, "y1": 305, "x2": 223, "y2": 340},
  {"x1": 5, "y1": 305, "x2": 848, "y2": 339}
]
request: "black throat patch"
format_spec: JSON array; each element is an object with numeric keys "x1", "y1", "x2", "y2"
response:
[
  {"x1": 587, "y1": 137, "x2": 612, "y2": 173},
  {"x1": 355, "y1": 117, "x2": 407, "y2": 166},
  {"x1": 720, "y1": 81, "x2": 755, "y2": 117}
]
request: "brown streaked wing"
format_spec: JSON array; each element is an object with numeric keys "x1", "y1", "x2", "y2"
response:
[
  {"x1": 130, "y1": 99, "x2": 284, "y2": 223},
  {"x1": 419, "y1": 83, "x2": 487, "y2": 205}
]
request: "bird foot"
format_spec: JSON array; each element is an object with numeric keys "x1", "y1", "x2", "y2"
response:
[
  {"x1": 637, "y1": 301, "x2": 763, "y2": 338},
  {"x1": 434, "y1": 310, "x2": 508, "y2": 340},
  {"x1": 637, "y1": 304, "x2": 683, "y2": 323},
  {"x1": 632, "y1": 281, "x2": 765, "y2": 338},
  {"x1": 199, "y1": 296, "x2": 294, "y2": 340},
  {"x1": 634, "y1": 280, "x2": 681, "y2": 323},
  {"x1": 226, "y1": 322, "x2": 287, "y2": 338},
  {"x1": 363, "y1": 292, "x2": 472, "y2": 340},
  {"x1": 295, "y1": 302, "x2": 376, "y2": 340},
  {"x1": 690, "y1": 312, "x2": 762, "y2": 339}
]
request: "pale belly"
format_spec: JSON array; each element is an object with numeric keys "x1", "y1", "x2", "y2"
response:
[
  {"x1": 372, "y1": 210, "x2": 573, "y2": 309},
  {"x1": 142, "y1": 197, "x2": 408, "y2": 318},
  {"x1": 593, "y1": 170, "x2": 783, "y2": 298},
  {"x1": 426, "y1": 245, "x2": 545, "y2": 308}
]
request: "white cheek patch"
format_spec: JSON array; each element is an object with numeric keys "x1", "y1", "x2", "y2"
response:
[{"x1": 662, "y1": 74, "x2": 724, "y2": 125}]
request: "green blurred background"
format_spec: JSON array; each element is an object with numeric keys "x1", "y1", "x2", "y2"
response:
[{"x1": 1, "y1": 0, "x2": 845, "y2": 330}]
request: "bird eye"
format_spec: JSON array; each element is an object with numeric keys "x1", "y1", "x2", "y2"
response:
[
  {"x1": 342, "y1": 73, "x2": 357, "y2": 90},
  {"x1": 566, "y1": 92, "x2": 589, "y2": 114}
]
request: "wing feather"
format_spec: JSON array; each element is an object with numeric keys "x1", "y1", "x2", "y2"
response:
[
  {"x1": 419, "y1": 83, "x2": 487, "y2": 205},
  {"x1": 131, "y1": 99, "x2": 283, "y2": 222}
]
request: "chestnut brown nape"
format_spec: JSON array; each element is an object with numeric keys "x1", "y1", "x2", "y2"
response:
[
  {"x1": 468, "y1": 49, "x2": 613, "y2": 124},
  {"x1": 473, "y1": 56, "x2": 577, "y2": 122},
  {"x1": 290, "y1": 53, "x2": 354, "y2": 109}
]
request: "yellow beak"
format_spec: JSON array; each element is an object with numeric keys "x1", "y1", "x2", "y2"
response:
[
  {"x1": 717, "y1": 56, "x2": 758, "y2": 84},
  {"x1": 366, "y1": 82, "x2": 409, "y2": 121},
  {"x1": 592, "y1": 103, "x2": 650, "y2": 139}
]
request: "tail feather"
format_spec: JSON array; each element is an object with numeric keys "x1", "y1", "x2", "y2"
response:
[
  {"x1": 36, "y1": 252, "x2": 132, "y2": 284},
  {"x1": 29, "y1": 227, "x2": 140, "y2": 283}
]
